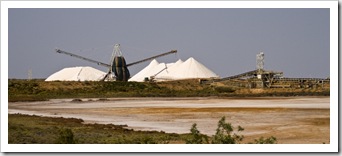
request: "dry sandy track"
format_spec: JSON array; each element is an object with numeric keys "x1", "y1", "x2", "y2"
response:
[{"x1": 8, "y1": 97, "x2": 330, "y2": 144}]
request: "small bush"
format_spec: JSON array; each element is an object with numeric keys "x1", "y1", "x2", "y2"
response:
[
  {"x1": 71, "y1": 99, "x2": 82, "y2": 102},
  {"x1": 185, "y1": 117, "x2": 277, "y2": 144},
  {"x1": 252, "y1": 136, "x2": 277, "y2": 144},
  {"x1": 211, "y1": 116, "x2": 244, "y2": 144},
  {"x1": 56, "y1": 128, "x2": 76, "y2": 144},
  {"x1": 185, "y1": 123, "x2": 208, "y2": 144}
]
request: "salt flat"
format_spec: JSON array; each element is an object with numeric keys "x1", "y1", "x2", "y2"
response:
[{"x1": 8, "y1": 97, "x2": 330, "y2": 143}]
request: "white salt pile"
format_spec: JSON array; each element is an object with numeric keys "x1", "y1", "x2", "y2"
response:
[
  {"x1": 45, "y1": 66, "x2": 106, "y2": 81},
  {"x1": 129, "y1": 57, "x2": 219, "y2": 82}
]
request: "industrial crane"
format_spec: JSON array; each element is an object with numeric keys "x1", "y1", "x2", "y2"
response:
[{"x1": 55, "y1": 44, "x2": 177, "y2": 81}]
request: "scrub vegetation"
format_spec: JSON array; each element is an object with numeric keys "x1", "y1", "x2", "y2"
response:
[
  {"x1": 9, "y1": 114, "x2": 277, "y2": 144},
  {"x1": 185, "y1": 116, "x2": 277, "y2": 144},
  {"x1": 8, "y1": 113, "x2": 184, "y2": 144},
  {"x1": 8, "y1": 79, "x2": 329, "y2": 102}
]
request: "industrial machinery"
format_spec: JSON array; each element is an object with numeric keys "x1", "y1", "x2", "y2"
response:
[
  {"x1": 208, "y1": 51, "x2": 329, "y2": 89},
  {"x1": 55, "y1": 44, "x2": 177, "y2": 81}
]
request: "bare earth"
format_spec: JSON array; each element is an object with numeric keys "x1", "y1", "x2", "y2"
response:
[{"x1": 8, "y1": 97, "x2": 330, "y2": 144}]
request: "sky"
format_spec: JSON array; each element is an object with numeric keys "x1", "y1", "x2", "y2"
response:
[{"x1": 8, "y1": 8, "x2": 330, "y2": 79}]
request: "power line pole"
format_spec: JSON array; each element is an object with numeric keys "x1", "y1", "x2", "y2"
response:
[{"x1": 28, "y1": 69, "x2": 32, "y2": 80}]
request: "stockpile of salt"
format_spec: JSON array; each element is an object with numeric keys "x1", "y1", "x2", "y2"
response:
[
  {"x1": 45, "y1": 66, "x2": 106, "y2": 81},
  {"x1": 129, "y1": 57, "x2": 219, "y2": 82}
]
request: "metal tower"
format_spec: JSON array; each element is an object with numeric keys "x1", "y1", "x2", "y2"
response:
[{"x1": 256, "y1": 51, "x2": 264, "y2": 70}]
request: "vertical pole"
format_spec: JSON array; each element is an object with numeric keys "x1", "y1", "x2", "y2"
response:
[{"x1": 28, "y1": 69, "x2": 32, "y2": 80}]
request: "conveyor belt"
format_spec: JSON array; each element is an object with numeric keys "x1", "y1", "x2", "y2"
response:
[
  {"x1": 274, "y1": 77, "x2": 329, "y2": 82},
  {"x1": 218, "y1": 70, "x2": 258, "y2": 81}
]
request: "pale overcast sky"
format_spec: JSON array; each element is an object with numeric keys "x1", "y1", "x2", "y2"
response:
[{"x1": 8, "y1": 8, "x2": 330, "y2": 79}]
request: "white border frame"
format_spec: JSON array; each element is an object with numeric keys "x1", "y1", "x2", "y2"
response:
[{"x1": 1, "y1": 1, "x2": 338, "y2": 152}]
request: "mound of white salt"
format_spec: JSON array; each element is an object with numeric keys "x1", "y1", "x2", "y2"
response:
[{"x1": 45, "y1": 66, "x2": 106, "y2": 81}]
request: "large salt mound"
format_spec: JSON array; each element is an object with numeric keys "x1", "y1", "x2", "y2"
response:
[
  {"x1": 167, "y1": 57, "x2": 219, "y2": 79},
  {"x1": 154, "y1": 59, "x2": 183, "y2": 81},
  {"x1": 128, "y1": 59, "x2": 175, "y2": 82},
  {"x1": 128, "y1": 59, "x2": 160, "y2": 82},
  {"x1": 129, "y1": 57, "x2": 219, "y2": 82},
  {"x1": 45, "y1": 66, "x2": 106, "y2": 81}
]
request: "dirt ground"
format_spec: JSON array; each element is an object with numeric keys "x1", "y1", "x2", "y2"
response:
[{"x1": 8, "y1": 97, "x2": 330, "y2": 144}]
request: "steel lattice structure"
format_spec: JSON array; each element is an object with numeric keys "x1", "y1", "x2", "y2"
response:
[{"x1": 256, "y1": 52, "x2": 264, "y2": 70}]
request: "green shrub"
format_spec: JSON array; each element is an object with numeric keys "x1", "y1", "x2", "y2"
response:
[
  {"x1": 185, "y1": 123, "x2": 209, "y2": 144},
  {"x1": 185, "y1": 117, "x2": 277, "y2": 144},
  {"x1": 252, "y1": 136, "x2": 277, "y2": 144},
  {"x1": 211, "y1": 116, "x2": 244, "y2": 144}
]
